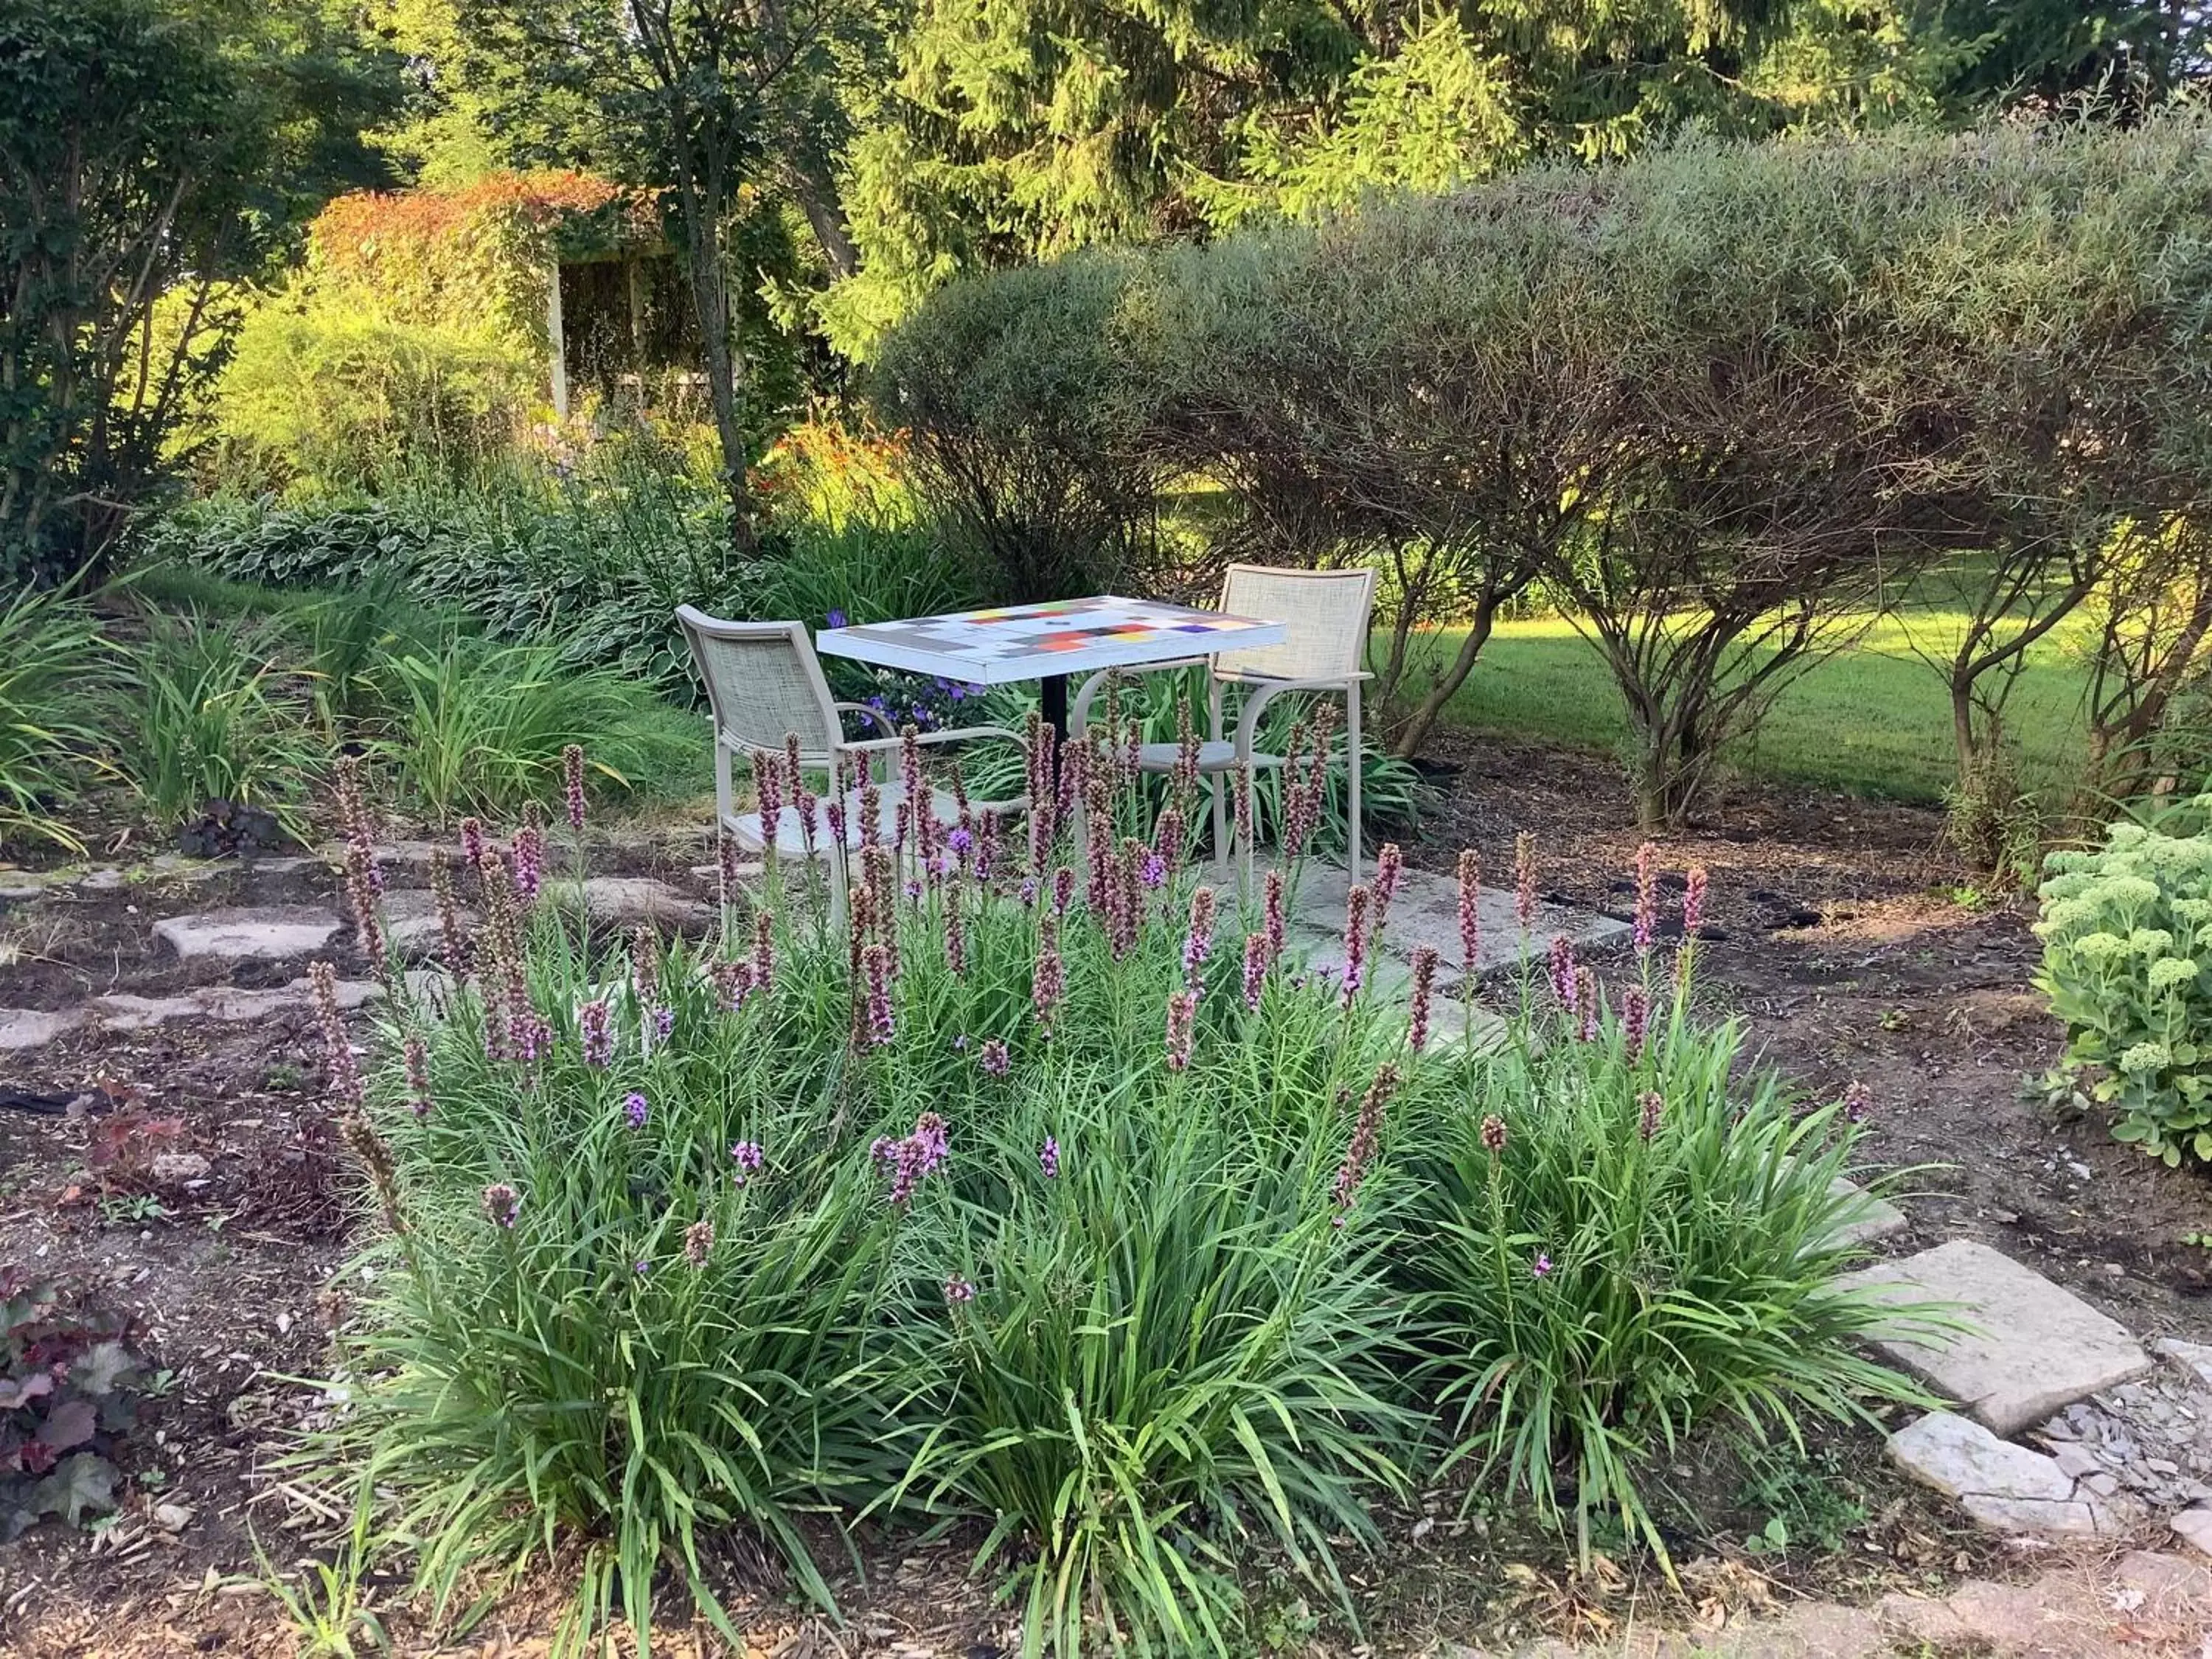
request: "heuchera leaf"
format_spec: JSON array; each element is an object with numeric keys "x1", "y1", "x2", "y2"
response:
[
  {"x1": 39, "y1": 1398, "x2": 95, "y2": 1453},
  {"x1": 0, "y1": 1372, "x2": 53, "y2": 1411},
  {"x1": 69, "y1": 1340, "x2": 136, "y2": 1399},
  {"x1": 37, "y1": 1452, "x2": 116, "y2": 1526}
]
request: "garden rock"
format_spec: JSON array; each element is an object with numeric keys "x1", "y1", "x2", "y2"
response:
[
  {"x1": 2030, "y1": 1359, "x2": 2212, "y2": 1512},
  {"x1": 1839, "y1": 1239, "x2": 2152, "y2": 1433},
  {"x1": 153, "y1": 905, "x2": 342, "y2": 961},
  {"x1": 1823, "y1": 1177, "x2": 1906, "y2": 1251},
  {"x1": 1888, "y1": 1411, "x2": 2143, "y2": 1540},
  {"x1": 149, "y1": 1152, "x2": 213, "y2": 1184},
  {"x1": 378, "y1": 889, "x2": 473, "y2": 958},
  {"x1": 2156, "y1": 1338, "x2": 2212, "y2": 1392},
  {"x1": 0, "y1": 1007, "x2": 86, "y2": 1051},
  {"x1": 574, "y1": 877, "x2": 713, "y2": 929},
  {"x1": 2171, "y1": 1506, "x2": 2212, "y2": 1559},
  {"x1": 87, "y1": 976, "x2": 381, "y2": 1033}
]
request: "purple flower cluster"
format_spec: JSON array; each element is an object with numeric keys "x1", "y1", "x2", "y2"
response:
[
  {"x1": 1039, "y1": 1135, "x2": 1060, "y2": 1178},
  {"x1": 1638, "y1": 1089, "x2": 1665, "y2": 1141},
  {"x1": 1408, "y1": 947, "x2": 1439, "y2": 1054},
  {"x1": 1340, "y1": 883, "x2": 1371, "y2": 1006},
  {"x1": 403, "y1": 1034, "x2": 434, "y2": 1118},
  {"x1": 1633, "y1": 841, "x2": 1658, "y2": 953},
  {"x1": 511, "y1": 820, "x2": 546, "y2": 904},
  {"x1": 481, "y1": 1183, "x2": 521, "y2": 1228},
  {"x1": 580, "y1": 998, "x2": 614, "y2": 1068},
  {"x1": 623, "y1": 1091, "x2": 649, "y2": 1129},
  {"x1": 1331, "y1": 1064, "x2": 1401, "y2": 1220},
  {"x1": 1181, "y1": 886, "x2": 1216, "y2": 990},
  {"x1": 730, "y1": 1139, "x2": 765, "y2": 1182},
  {"x1": 1457, "y1": 849, "x2": 1481, "y2": 977},
  {"x1": 1841, "y1": 1080, "x2": 1873, "y2": 1124},
  {"x1": 863, "y1": 942, "x2": 895, "y2": 1045},
  {"x1": 1242, "y1": 932, "x2": 1271, "y2": 1012},
  {"x1": 977, "y1": 1037, "x2": 1011, "y2": 1077},
  {"x1": 872, "y1": 1111, "x2": 951, "y2": 1206},
  {"x1": 943, "y1": 1273, "x2": 975, "y2": 1305},
  {"x1": 1514, "y1": 832, "x2": 1537, "y2": 933},
  {"x1": 1547, "y1": 936, "x2": 1578, "y2": 1012},
  {"x1": 460, "y1": 816, "x2": 486, "y2": 872},
  {"x1": 1575, "y1": 967, "x2": 1599, "y2": 1043},
  {"x1": 563, "y1": 743, "x2": 587, "y2": 835},
  {"x1": 1621, "y1": 984, "x2": 1651, "y2": 1057},
  {"x1": 1032, "y1": 915, "x2": 1065, "y2": 1034},
  {"x1": 684, "y1": 1219, "x2": 714, "y2": 1267},
  {"x1": 310, "y1": 961, "x2": 363, "y2": 1107},
  {"x1": 1165, "y1": 989, "x2": 1197, "y2": 1073}
]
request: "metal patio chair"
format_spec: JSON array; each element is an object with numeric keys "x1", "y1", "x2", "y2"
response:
[
  {"x1": 1068, "y1": 565, "x2": 1376, "y2": 881},
  {"x1": 675, "y1": 607, "x2": 1026, "y2": 908}
]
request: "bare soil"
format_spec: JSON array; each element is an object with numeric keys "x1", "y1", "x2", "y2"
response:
[{"x1": 0, "y1": 754, "x2": 2205, "y2": 1656}]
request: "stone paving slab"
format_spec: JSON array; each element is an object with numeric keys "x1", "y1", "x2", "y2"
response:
[
  {"x1": 1840, "y1": 1239, "x2": 2152, "y2": 1435},
  {"x1": 1823, "y1": 1177, "x2": 1907, "y2": 1251},
  {"x1": 1276, "y1": 862, "x2": 1632, "y2": 977},
  {"x1": 0, "y1": 1007, "x2": 86, "y2": 1051},
  {"x1": 88, "y1": 976, "x2": 382, "y2": 1032},
  {"x1": 573, "y1": 877, "x2": 714, "y2": 929},
  {"x1": 153, "y1": 905, "x2": 342, "y2": 961}
]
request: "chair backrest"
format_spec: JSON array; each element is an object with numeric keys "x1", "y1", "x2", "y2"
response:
[
  {"x1": 1212, "y1": 565, "x2": 1376, "y2": 681},
  {"x1": 674, "y1": 607, "x2": 843, "y2": 761}
]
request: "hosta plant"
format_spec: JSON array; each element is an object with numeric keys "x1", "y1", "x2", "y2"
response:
[{"x1": 2036, "y1": 801, "x2": 2212, "y2": 1165}]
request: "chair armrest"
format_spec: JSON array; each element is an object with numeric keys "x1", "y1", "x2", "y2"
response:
[
  {"x1": 1069, "y1": 659, "x2": 1211, "y2": 734},
  {"x1": 1215, "y1": 669, "x2": 1374, "y2": 688},
  {"x1": 833, "y1": 702, "x2": 899, "y2": 739},
  {"x1": 1234, "y1": 675, "x2": 1362, "y2": 755}
]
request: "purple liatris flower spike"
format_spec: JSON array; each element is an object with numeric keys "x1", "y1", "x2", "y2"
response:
[
  {"x1": 751, "y1": 910, "x2": 774, "y2": 996},
  {"x1": 943, "y1": 1273, "x2": 975, "y2": 1305},
  {"x1": 1842, "y1": 1080, "x2": 1873, "y2": 1124},
  {"x1": 1532, "y1": 1251, "x2": 1554, "y2": 1279},
  {"x1": 563, "y1": 743, "x2": 587, "y2": 834},
  {"x1": 460, "y1": 816, "x2": 486, "y2": 872},
  {"x1": 1683, "y1": 865, "x2": 1708, "y2": 938},
  {"x1": 653, "y1": 1006, "x2": 674, "y2": 1041},
  {"x1": 623, "y1": 1091, "x2": 648, "y2": 1129},
  {"x1": 511, "y1": 824, "x2": 545, "y2": 903},
  {"x1": 1575, "y1": 967, "x2": 1598, "y2": 1042},
  {"x1": 1331, "y1": 1064, "x2": 1401, "y2": 1214},
  {"x1": 1181, "y1": 886, "x2": 1216, "y2": 990},
  {"x1": 1165, "y1": 989, "x2": 1197, "y2": 1073},
  {"x1": 1151, "y1": 805, "x2": 1183, "y2": 874},
  {"x1": 751, "y1": 749, "x2": 785, "y2": 834},
  {"x1": 1408, "y1": 947, "x2": 1438, "y2": 1054},
  {"x1": 684, "y1": 1219, "x2": 714, "y2": 1267},
  {"x1": 1638, "y1": 1089, "x2": 1664, "y2": 1141},
  {"x1": 1481, "y1": 1113, "x2": 1506, "y2": 1155},
  {"x1": 310, "y1": 961, "x2": 363, "y2": 1107},
  {"x1": 1039, "y1": 1135, "x2": 1059, "y2": 1178},
  {"x1": 1514, "y1": 832, "x2": 1537, "y2": 932},
  {"x1": 1032, "y1": 914, "x2": 1064, "y2": 1033},
  {"x1": 1242, "y1": 932, "x2": 1270, "y2": 1012},
  {"x1": 730, "y1": 1139, "x2": 764, "y2": 1181},
  {"x1": 947, "y1": 824, "x2": 973, "y2": 859},
  {"x1": 1340, "y1": 883, "x2": 1371, "y2": 1006},
  {"x1": 979, "y1": 1037, "x2": 1010, "y2": 1077},
  {"x1": 1621, "y1": 984, "x2": 1650, "y2": 1057},
  {"x1": 1140, "y1": 850, "x2": 1167, "y2": 890},
  {"x1": 580, "y1": 998, "x2": 614, "y2": 1068},
  {"x1": 1019, "y1": 877, "x2": 1038, "y2": 906},
  {"x1": 1547, "y1": 936, "x2": 1578, "y2": 1010},
  {"x1": 863, "y1": 943, "x2": 895, "y2": 1045},
  {"x1": 1052, "y1": 866, "x2": 1075, "y2": 914},
  {"x1": 1633, "y1": 841, "x2": 1658, "y2": 953},
  {"x1": 1457, "y1": 849, "x2": 1481, "y2": 976},
  {"x1": 1264, "y1": 869, "x2": 1285, "y2": 960},
  {"x1": 1372, "y1": 843, "x2": 1403, "y2": 934},
  {"x1": 481, "y1": 1183, "x2": 521, "y2": 1228},
  {"x1": 403, "y1": 1034, "x2": 434, "y2": 1117}
]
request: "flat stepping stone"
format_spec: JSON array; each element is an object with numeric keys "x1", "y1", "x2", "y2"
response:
[
  {"x1": 1824, "y1": 1176, "x2": 1907, "y2": 1251},
  {"x1": 376, "y1": 890, "x2": 476, "y2": 957},
  {"x1": 574, "y1": 877, "x2": 713, "y2": 928},
  {"x1": 0, "y1": 1008, "x2": 86, "y2": 1051},
  {"x1": 1840, "y1": 1239, "x2": 2152, "y2": 1434},
  {"x1": 87, "y1": 976, "x2": 381, "y2": 1033},
  {"x1": 1888, "y1": 1410, "x2": 2141, "y2": 1539},
  {"x1": 153, "y1": 905, "x2": 341, "y2": 961}
]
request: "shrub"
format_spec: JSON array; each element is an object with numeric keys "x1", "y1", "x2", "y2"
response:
[
  {"x1": 2037, "y1": 807, "x2": 2212, "y2": 1165},
  {"x1": 314, "y1": 728, "x2": 1921, "y2": 1653},
  {"x1": 0, "y1": 588, "x2": 116, "y2": 856},
  {"x1": 215, "y1": 310, "x2": 538, "y2": 492},
  {"x1": 125, "y1": 611, "x2": 323, "y2": 827}
]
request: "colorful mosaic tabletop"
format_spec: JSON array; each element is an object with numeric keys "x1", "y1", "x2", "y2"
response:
[{"x1": 815, "y1": 595, "x2": 1287, "y2": 684}]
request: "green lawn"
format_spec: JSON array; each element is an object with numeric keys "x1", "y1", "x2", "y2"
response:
[{"x1": 1409, "y1": 609, "x2": 2095, "y2": 805}]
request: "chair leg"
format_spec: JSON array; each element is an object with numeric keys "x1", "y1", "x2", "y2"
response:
[
  {"x1": 827, "y1": 836, "x2": 849, "y2": 931},
  {"x1": 1345, "y1": 683, "x2": 1362, "y2": 885},
  {"x1": 713, "y1": 736, "x2": 734, "y2": 837},
  {"x1": 1207, "y1": 679, "x2": 1228, "y2": 874}
]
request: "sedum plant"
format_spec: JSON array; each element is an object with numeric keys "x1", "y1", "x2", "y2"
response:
[
  {"x1": 310, "y1": 725, "x2": 1920, "y2": 1655},
  {"x1": 2037, "y1": 802, "x2": 2212, "y2": 1165}
]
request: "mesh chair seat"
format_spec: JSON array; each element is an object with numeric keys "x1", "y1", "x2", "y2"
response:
[
  {"x1": 728, "y1": 783, "x2": 970, "y2": 857},
  {"x1": 1132, "y1": 741, "x2": 1287, "y2": 773}
]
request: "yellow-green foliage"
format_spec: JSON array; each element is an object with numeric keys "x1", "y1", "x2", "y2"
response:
[
  {"x1": 218, "y1": 310, "x2": 536, "y2": 488},
  {"x1": 213, "y1": 172, "x2": 644, "y2": 489},
  {"x1": 2037, "y1": 807, "x2": 2212, "y2": 1165}
]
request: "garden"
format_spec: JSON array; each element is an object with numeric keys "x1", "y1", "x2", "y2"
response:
[{"x1": 8, "y1": 2, "x2": 2212, "y2": 1652}]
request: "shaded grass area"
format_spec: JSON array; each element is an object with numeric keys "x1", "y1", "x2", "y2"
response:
[{"x1": 1411, "y1": 611, "x2": 2093, "y2": 805}]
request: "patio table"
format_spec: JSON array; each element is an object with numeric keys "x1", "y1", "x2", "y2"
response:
[{"x1": 815, "y1": 595, "x2": 1287, "y2": 736}]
